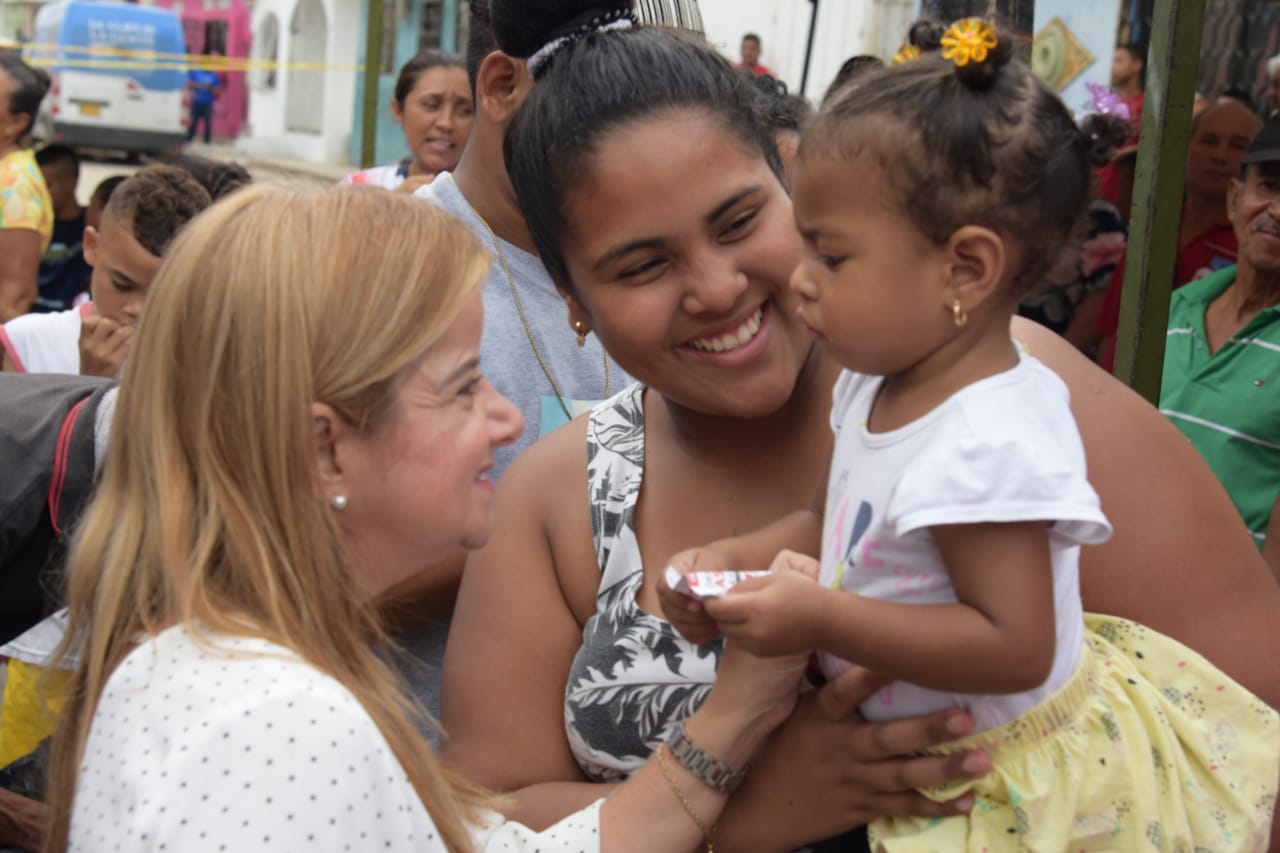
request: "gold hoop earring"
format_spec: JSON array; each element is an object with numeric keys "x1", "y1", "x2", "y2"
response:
[
  {"x1": 952, "y1": 299, "x2": 968, "y2": 328},
  {"x1": 573, "y1": 320, "x2": 588, "y2": 348}
]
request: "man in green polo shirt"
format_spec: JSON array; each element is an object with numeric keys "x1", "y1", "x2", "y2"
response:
[{"x1": 1161, "y1": 115, "x2": 1280, "y2": 578}]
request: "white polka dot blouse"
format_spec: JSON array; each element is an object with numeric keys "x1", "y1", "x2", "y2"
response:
[{"x1": 69, "y1": 625, "x2": 603, "y2": 851}]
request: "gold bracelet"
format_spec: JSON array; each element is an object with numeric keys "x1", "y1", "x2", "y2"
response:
[{"x1": 655, "y1": 743, "x2": 717, "y2": 853}]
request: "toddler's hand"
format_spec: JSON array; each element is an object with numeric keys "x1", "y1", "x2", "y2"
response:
[
  {"x1": 703, "y1": 550, "x2": 825, "y2": 657},
  {"x1": 658, "y1": 546, "x2": 731, "y2": 645},
  {"x1": 767, "y1": 547, "x2": 821, "y2": 581}
]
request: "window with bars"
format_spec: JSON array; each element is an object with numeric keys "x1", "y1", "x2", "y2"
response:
[
  {"x1": 422, "y1": 0, "x2": 472, "y2": 53},
  {"x1": 378, "y1": 1, "x2": 467, "y2": 76},
  {"x1": 633, "y1": 0, "x2": 705, "y2": 33},
  {"x1": 421, "y1": 0, "x2": 443, "y2": 49}
]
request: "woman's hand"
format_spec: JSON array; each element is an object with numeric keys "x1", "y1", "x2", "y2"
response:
[
  {"x1": 690, "y1": 639, "x2": 809, "y2": 766},
  {"x1": 717, "y1": 666, "x2": 991, "y2": 851},
  {"x1": 597, "y1": 643, "x2": 808, "y2": 853}
]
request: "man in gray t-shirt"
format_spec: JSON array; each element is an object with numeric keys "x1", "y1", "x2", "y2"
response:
[
  {"x1": 397, "y1": 13, "x2": 636, "y2": 731},
  {"x1": 417, "y1": 173, "x2": 629, "y2": 481}
]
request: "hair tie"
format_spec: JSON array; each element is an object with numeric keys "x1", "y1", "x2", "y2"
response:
[
  {"x1": 891, "y1": 44, "x2": 922, "y2": 65},
  {"x1": 940, "y1": 18, "x2": 997, "y2": 68},
  {"x1": 526, "y1": 8, "x2": 638, "y2": 79}
]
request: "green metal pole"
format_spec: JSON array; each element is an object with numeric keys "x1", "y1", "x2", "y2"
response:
[
  {"x1": 1112, "y1": 0, "x2": 1205, "y2": 402},
  {"x1": 360, "y1": 0, "x2": 385, "y2": 169}
]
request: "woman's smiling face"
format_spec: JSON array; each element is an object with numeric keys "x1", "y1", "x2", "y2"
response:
[{"x1": 557, "y1": 110, "x2": 813, "y2": 420}]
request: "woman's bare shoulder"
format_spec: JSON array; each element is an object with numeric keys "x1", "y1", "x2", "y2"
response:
[
  {"x1": 493, "y1": 411, "x2": 603, "y2": 612},
  {"x1": 498, "y1": 414, "x2": 592, "y2": 513},
  {"x1": 1014, "y1": 317, "x2": 1280, "y2": 708}
]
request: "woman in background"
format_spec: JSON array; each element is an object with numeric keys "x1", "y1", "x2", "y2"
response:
[
  {"x1": 0, "y1": 55, "x2": 53, "y2": 322},
  {"x1": 343, "y1": 50, "x2": 473, "y2": 193}
]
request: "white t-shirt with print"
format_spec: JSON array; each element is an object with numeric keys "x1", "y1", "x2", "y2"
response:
[
  {"x1": 69, "y1": 625, "x2": 603, "y2": 852},
  {"x1": 818, "y1": 353, "x2": 1111, "y2": 733}
]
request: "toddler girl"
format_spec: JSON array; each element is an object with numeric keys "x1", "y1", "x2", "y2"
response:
[{"x1": 664, "y1": 19, "x2": 1277, "y2": 851}]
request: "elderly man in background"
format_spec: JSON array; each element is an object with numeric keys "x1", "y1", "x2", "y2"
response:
[
  {"x1": 1160, "y1": 116, "x2": 1280, "y2": 580},
  {"x1": 1267, "y1": 53, "x2": 1280, "y2": 118},
  {"x1": 1095, "y1": 99, "x2": 1262, "y2": 368}
]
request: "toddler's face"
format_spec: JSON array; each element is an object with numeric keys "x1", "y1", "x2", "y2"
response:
[{"x1": 788, "y1": 152, "x2": 953, "y2": 377}]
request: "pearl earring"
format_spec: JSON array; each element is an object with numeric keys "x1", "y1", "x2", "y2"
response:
[{"x1": 332, "y1": 494, "x2": 348, "y2": 510}]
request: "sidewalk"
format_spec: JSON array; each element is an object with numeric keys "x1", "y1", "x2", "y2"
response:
[{"x1": 181, "y1": 140, "x2": 351, "y2": 184}]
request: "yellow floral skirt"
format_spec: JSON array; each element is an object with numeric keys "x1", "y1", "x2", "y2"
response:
[{"x1": 870, "y1": 615, "x2": 1279, "y2": 852}]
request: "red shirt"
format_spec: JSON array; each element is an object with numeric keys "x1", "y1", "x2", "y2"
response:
[
  {"x1": 1094, "y1": 219, "x2": 1237, "y2": 370},
  {"x1": 735, "y1": 62, "x2": 776, "y2": 77},
  {"x1": 1096, "y1": 92, "x2": 1145, "y2": 207},
  {"x1": 1121, "y1": 92, "x2": 1145, "y2": 141}
]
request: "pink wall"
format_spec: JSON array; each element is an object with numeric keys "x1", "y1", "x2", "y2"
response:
[{"x1": 155, "y1": 0, "x2": 252, "y2": 140}]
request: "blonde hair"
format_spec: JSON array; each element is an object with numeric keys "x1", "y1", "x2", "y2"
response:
[{"x1": 44, "y1": 184, "x2": 493, "y2": 852}]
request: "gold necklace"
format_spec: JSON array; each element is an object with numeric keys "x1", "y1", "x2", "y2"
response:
[{"x1": 473, "y1": 212, "x2": 612, "y2": 422}]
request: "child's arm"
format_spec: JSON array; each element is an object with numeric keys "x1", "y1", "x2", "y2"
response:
[
  {"x1": 707, "y1": 521, "x2": 1058, "y2": 695},
  {"x1": 659, "y1": 507, "x2": 823, "y2": 644},
  {"x1": 692, "y1": 506, "x2": 824, "y2": 571}
]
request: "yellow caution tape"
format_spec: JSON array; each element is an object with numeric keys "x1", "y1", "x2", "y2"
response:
[
  {"x1": 0, "y1": 41, "x2": 366, "y2": 73},
  {"x1": 23, "y1": 57, "x2": 366, "y2": 72}
]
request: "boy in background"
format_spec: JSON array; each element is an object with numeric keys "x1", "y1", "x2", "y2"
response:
[
  {"x1": 735, "y1": 32, "x2": 775, "y2": 77},
  {"x1": 85, "y1": 173, "x2": 127, "y2": 232},
  {"x1": 32, "y1": 145, "x2": 91, "y2": 314},
  {"x1": 0, "y1": 166, "x2": 211, "y2": 376}
]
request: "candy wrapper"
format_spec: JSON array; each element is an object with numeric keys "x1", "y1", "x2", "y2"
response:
[{"x1": 664, "y1": 566, "x2": 770, "y2": 599}]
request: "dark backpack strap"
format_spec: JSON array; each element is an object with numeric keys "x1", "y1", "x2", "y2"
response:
[
  {"x1": 0, "y1": 374, "x2": 115, "y2": 644},
  {"x1": 48, "y1": 383, "x2": 114, "y2": 537}
]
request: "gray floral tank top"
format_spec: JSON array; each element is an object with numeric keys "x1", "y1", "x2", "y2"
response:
[
  {"x1": 564, "y1": 386, "x2": 871, "y2": 853},
  {"x1": 564, "y1": 384, "x2": 723, "y2": 783}
]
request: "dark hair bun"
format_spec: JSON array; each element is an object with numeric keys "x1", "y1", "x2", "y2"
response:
[
  {"x1": 907, "y1": 19, "x2": 946, "y2": 52},
  {"x1": 489, "y1": 0, "x2": 634, "y2": 59},
  {"x1": 1079, "y1": 112, "x2": 1132, "y2": 167},
  {"x1": 948, "y1": 21, "x2": 1014, "y2": 88}
]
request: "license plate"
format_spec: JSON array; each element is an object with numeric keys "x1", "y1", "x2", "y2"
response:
[{"x1": 78, "y1": 103, "x2": 102, "y2": 117}]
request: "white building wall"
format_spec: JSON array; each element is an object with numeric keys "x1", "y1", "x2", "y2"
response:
[
  {"x1": 240, "y1": 0, "x2": 358, "y2": 164},
  {"x1": 698, "y1": 0, "x2": 916, "y2": 102},
  {"x1": 1033, "y1": 0, "x2": 1124, "y2": 115}
]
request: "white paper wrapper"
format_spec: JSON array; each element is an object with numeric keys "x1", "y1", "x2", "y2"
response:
[{"x1": 664, "y1": 566, "x2": 770, "y2": 599}]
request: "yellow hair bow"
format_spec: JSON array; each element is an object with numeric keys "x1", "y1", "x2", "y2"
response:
[
  {"x1": 892, "y1": 44, "x2": 921, "y2": 65},
  {"x1": 940, "y1": 18, "x2": 997, "y2": 68}
]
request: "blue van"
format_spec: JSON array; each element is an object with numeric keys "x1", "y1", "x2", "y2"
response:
[{"x1": 27, "y1": 1, "x2": 188, "y2": 153}]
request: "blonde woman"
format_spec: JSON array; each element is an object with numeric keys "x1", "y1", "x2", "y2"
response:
[{"x1": 43, "y1": 186, "x2": 806, "y2": 851}]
